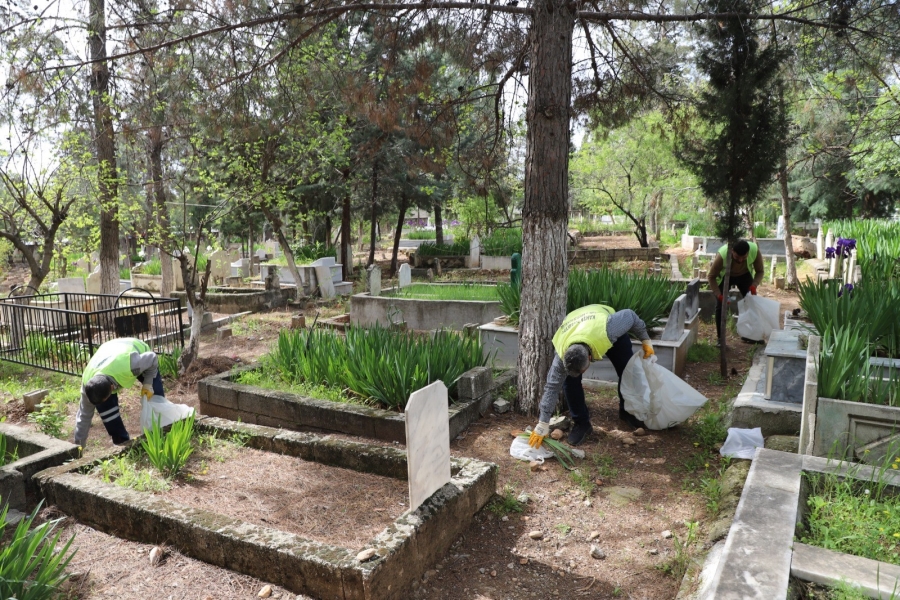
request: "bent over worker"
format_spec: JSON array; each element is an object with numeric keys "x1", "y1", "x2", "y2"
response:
[
  {"x1": 74, "y1": 337, "x2": 164, "y2": 447},
  {"x1": 707, "y1": 239, "x2": 765, "y2": 340},
  {"x1": 529, "y1": 304, "x2": 654, "y2": 448}
]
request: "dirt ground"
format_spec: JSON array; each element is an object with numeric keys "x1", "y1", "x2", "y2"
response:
[{"x1": 0, "y1": 248, "x2": 805, "y2": 600}]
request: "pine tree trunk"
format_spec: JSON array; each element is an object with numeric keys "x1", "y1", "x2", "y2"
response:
[
  {"x1": 89, "y1": 0, "x2": 120, "y2": 296},
  {"x1": 340, "y1": 177, "x2": 352, "y2": 282},
  {"x1": 516, "y1": 0, "x2": 575, "y2": 416},
  {"x1": 719, "y1": 245, "x2": 733, "y2": 377},
  {"x1": 148, "y1": 124, "x2": 174, "y2": 298},
  {"x1": 367, "y1": 163, "x2": 379, "y2": 268},
  {"x1": 390, "y1": 193, "x2": 409, "y2": 277},
  {"x1": 434, "y1": 204, "x2": 444, "y2": 246},
  {"x1": 779, "y1": 159, "x2": 798, "y2": 288}
]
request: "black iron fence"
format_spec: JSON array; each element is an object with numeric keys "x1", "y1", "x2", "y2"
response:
[{"x1": 0, "y1": 289, "x2": 185, "y2": 377}]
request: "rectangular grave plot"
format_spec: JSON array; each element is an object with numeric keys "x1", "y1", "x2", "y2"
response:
[{"x1": 35, "y1": 417, "x2": 496, "y2": 600}]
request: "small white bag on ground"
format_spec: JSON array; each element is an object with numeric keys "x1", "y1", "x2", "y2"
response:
[
  {"x1": 736, "y1": 295, "x2": 781, "y2": 342},
  {"x1": 620, "y1": 354, "x2": 708, "y2": 430},
  {"x1": 720, "y1": 427, "x2": 765, "y2": 459},
  {"x1": 509, "y1": 436, "x2": 555, "y2": 463},
  {"x1": 140, "y1": 394, "x2": 194, "y2": 431}
]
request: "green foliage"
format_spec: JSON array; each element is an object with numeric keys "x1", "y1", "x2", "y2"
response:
[
  {"x1": 0, "y1": 432, "x2": 19, "y2": 467},
  {"x1": 687, "y1": 341, "x2": 719, "y2": 363},
  {"x1": 659, "y1": 521, "x2": 698, "y2": 580},
  {"x1": 817, "y1": 327, "x2": 900, "y2": 406},
  {"x1": 23, "y1": 334, "x2": 89, "y2": 366},
  {"x1": 0, "y1": 502, "x2": 76, "y2": 600},
  {"x1": 415, "y1": 238, "x2": 471, "y2": 257},
  {"x1": 234, "y1": 366, "x2": 350, "y2": 403},
  {"x1": 568, "y1": 217, "x2": 634, "y2": 235},
  {"x1": 406, "y1": 229, "x2": 436, "y2": 240},
  {"x1": 566, "y1": 269, "x2": 682, "y2": 329},
  {"x1": 825, "y1": 219, "x2": 900, "y2": 282},
  {"x1": 141, "y1": 412, "x2": 196, "y2": 478},
  {"x1": 158, "y1": 347, "x2": 182, "y2": 379},
  {"x1": 97, "y1": 453, "x2": 170, "y2": 492},
  {"x1": 496, "y1": 282, "x2": 521, "y2": 326},
  {"x1": 447, "y1": 195, "x2": 503, "y2": 238},
  {"x1": 569, "y1": 468, "x2": 596, "y2": 497},
  {"x1": 591, "y1": 453, "x2": 619, "y2": 480},
  {"x1": 488, "y1": 485, "x2": 525, "y2": 516},
  {"x1": 135, "y1": 257, "x2": 162, "y2": 276},
  {"x1": 481, "y1": 228, "x2": 522, "y2": 256},
  {"x1": 27, "y1": 399, "x2": 67, "y2": 439},
  {"x1": 753, "y1": 223, "x2": 772, "y2": 238},
  {"x1": 692, "y1": 399, "x2": 729, "y2": 451},
  {"x1": 266, "y1": 324, "x2": 487, "y2": 410},
  {"x1": 119, "y1": 266, "x2": 131, "y2": 280},
  {"x1": 392, "y1": 283, "x2": 498, "y2": 301},
  {"x1": 293, "y1": 242, "x2": 334, "y2": 263}
]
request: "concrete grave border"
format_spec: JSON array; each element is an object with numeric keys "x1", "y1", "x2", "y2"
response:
[
  {"x1": 0, "y1": 422, "x2": 79, "y2": 513},
  {"x1": 199, "y1": 365, "x2": 516, "y2": 443},
  {"x1": 702, "y1": 448, "x2": 900, "y2": 599},
  {"x1": 36, "y1": 417, "x2": 496, "y2": 600},
  {"x1": 350, "y1": 285, "x2": 504, "y2": 331}
]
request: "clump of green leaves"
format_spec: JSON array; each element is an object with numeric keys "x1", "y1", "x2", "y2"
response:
[
  {"x1": 496, "y1": 282, "x2": 521, "y2": 326},
  {"x1": 658, "y1": 521, "x2": 698, "y2": 580},
  {"x1": 0, "y1": 432, "x2": 18, "y2": 467},
  {"x1": 488, "y1": 484, "x2": 526, "y2": 516},
  {"x1": 142, "y1": 412, "x2": 195, "y2": 478},
  {"x1": 481, "y1": 228, "x2": 522, "y2": 256},
  {"x1": 0, "y1": 502, "x2": 76, "y2": 600},
  {"x1": 97, "y1": 453, "x2": 169, "y2": 492},
  {"x1": 392, "y1": 283, "x2": 498, "y2": 301},
  {"x1": 415, "y1": 238, "x2": 471, "y2": 257},
  {"x1": 28, "y1": 400, "x2": 67, "y2": 439},
  {"x1": 687, "y1": 341, "x2": 719, "y2": 363},
  {"x1": 158, "y1": 347, "x2": 182, "y2": 379}
]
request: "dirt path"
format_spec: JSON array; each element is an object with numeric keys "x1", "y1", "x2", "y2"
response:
[{"x1": 1, "y1": 250, "x2": 799, "y2": 599}]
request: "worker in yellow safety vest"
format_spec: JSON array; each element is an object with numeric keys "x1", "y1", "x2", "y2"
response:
[
  {"x1": 528, "y1": 305, "x2": 655, "y2": 448},
  {"x1": 74, "y1": 338, "x2": 164, "y2": 447},
  {"x1": 707, "y1": 240, "x2": 765, "y2": 340}
]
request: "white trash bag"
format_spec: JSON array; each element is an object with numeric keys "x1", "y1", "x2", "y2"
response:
[
  {"x1": 509, "y1": 435, "x2": 555, "y2": 464},
  {"x1": 140, "y1": 394, "x2": 194, "y2": 432},
  {"x1": 736, "y1": 295, "x2": 781, "y2": 342},
  {"x1": 620, "y1": 354, "x2": 708, "y2": 430},
  {"x1": 720, "y1": 427, "x2": 765, "y2": 459}
]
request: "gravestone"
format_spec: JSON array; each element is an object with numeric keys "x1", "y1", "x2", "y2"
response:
[
  {"x1": 469, "y1": 236, "x2": 480, "y2": 268},
  {"x1": 661, "y1": 296, "x2": 685, "y2": 341},
  {"x1": 208, "y1": 249, "x2": 231, "y2": 284},
  {"x1": 685, "y1": 279, "x2": 700, "y2": 319},
  {"x1": 86, "y1": 266, "x2": 102, "y2": 294},
  {"x1": 770, "y1": 255, "x2": 778, "y2": 284},
  {"x1": 398, "y1": 263, "x2": 412, "y2": 288},
  {"x1": 691, "y1": 255, "x2": 699, "y2": 269},
  {"x1": 405, "y1": 380, "x2": 451, "y2": 512},
  {"x1": 264, "y1": 239, "x2": 280, "y2": 257},
  {"x1": 314, "y1": 265, "x2": 335, "y2": 299},
  {"x1": 825, "y1": 229, "x2": 834, "y2": 252},
  {"x1": 366, "y1": 265, "x2": 381, "y2": 296},
  {"x1": 816, "y1": 227, "x2": 824, "y2": 260},
  {"x1": 776, "y1": 215, "x2": 785, "y2": 239},
  {"x1": 255, "y1": 248, "x2": 268, "y2": 261},
  {"x1": 57, "y1": 278, "x2": 85, "y2": 294}
]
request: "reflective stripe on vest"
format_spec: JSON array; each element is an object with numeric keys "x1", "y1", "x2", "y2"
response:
[
  {"x1": 718, "y1": 242, "x2": 758, "y2": 276},
  {"x1": 552, "y1": 305, "x2": 614, "y2": 361},
  {"x1": 82, "y1": 338, "x2": 150, "y2": 389}
]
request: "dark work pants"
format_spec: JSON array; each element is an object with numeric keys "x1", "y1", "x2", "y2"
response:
[
  {"x1": 715, "y1": 272, "x2": 754, "y2": 338},
  {"x1": 97, "y1": 372, "x2": 165, "y2": 444},
  {"x1": 563, "y1": 334, "x2": 635, "y2": 424}
]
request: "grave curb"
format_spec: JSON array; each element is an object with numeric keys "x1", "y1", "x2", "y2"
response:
[
  {"x1": 35, "y1": 417, "x2": 498, "y2": 600},
  {"x1": 0, "y1": 422, "x2": 79, "y2": 512}
]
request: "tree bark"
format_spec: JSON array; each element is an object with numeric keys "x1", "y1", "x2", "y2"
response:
[
  {"x1": 434, "y1": 203, "x2": 444, "y2": 246},
  {"x1": 779, "y1": 157, "x2": 798, "y2": 288},
  {"x1": 340, "y1": 175, "x2": 353, "y2": 282},
  {"x1": 719, "y1": 245, "x2": 733, "y2": 377},
  {"x1": 89, "y1": 0, "x2": 120, "y2": 296},
  {"x1": 516, "y1": 0, "x2": 575, "y2": 416},
  {"x1": 367, "y1": 162, "x2": 379, "y2": 267},
  {"x1": 148, "y1": 124, "x2": 174, "y2": 298},
  {"x1": 390, "y1": 193, "x2": 409, "y2": 277}
]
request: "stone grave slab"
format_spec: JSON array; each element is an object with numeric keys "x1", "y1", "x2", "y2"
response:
[
  {"x1": 405, "y1": 381, "x2": 451, "y2": 512},
  {"x1": 398, "y1": 263, "x2": 412, "y2": 288},
  {"x1": 661, "y1": 296, "x2": 685, "y2": 341},
  {"x1": 57, "y1": 278, "x2": 85, "y2": 293},
  {"x1": 367, "y1": 265, "x2": 381, "y2": 297},
  {"x1": 685, "y1": 279, "x2": 700, "y2": 319},
  {"x1": 314, "y1": 266, "x2": 335, "y2": 298}
]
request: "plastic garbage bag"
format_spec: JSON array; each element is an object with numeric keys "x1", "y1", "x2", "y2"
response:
[
  {"x1": 736, "y1": 295, "x2": 781, "y2": 342},
  {"x1": 509, "y1": 435, "x2": 555, "y2": 464},
  {"x1": 720, "y1": 427, "x2": 765, "y2": 459},
  {"x1": 620, "y1": 354, "x2": 708, "y2": 430},
  {"x1": 140, "y1": 394, "x2": 194, "y2": 432}
]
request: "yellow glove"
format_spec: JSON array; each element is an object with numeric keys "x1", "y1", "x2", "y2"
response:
[
  {"x1": 642, "y1": 341, "x2": 655, "y2": 359},
  {"x1": 141, "y1": 385, "x2": 153, "y2": 400},
  {"x1": 529, "y1": 422, "x2": 550, "y2": 449}
]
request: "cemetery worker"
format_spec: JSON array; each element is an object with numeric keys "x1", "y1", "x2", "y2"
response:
[
  {"x1": 73, "y1": 338, "x2": 164, "y2": 447},
  {"x1": 708, "y1": 239, "x2": 764, "y2": 339},
  {"x1": 529, "y1": 304, "x2": 654, "y2": 448}
]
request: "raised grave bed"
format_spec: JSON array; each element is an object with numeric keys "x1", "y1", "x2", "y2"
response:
[
  {"x1": 703, "y1": 448, "x2": 900, "y2": 598},
  {"x1": 36, "y1": 417, "x2": 496, "y2": 600},
  {"x1": 0, "y1": 422, "x2": 79, "y2": 512},
  {"x1": 199, "y1": 364, "x2": 515, "y2": 444},
  {"x1": 763, "y1": 329, "x2": 807, "y2": 404},
  {"x1": 171, "y1": 286, "x2": 295, "y2": 314},
  {"x1": 350, "y1": 285, "x2": 503, "y2": 331}
]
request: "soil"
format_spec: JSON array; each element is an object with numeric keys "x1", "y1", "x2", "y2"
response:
[{"x1": 1, "y1": 243, "x2": 801, "y2": 600}]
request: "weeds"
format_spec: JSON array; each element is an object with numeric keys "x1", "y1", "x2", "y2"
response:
[
  {"x1": 592, "y1": 453, "x2": 619, "y2": 480},
  {"x1": 0, "y1": 432, "x2": 18, "y2": 467},
  {"x1": 553, "y1": 523, "x2": 572, "y2": 536},
  {"x1": 488, "y1": 485, "x2": 525, "y2": 516},
  {"x1": 687, "y1": 342, "x2": 719, "y2": 363},
  {"x1": 658, "y1": 521, "x2": 698, "y2": 580},
  {"x1": 569, "y1": 469, "x2": 596, "y2": 497},
  {"x1": 158, "y1": 347, "x2": 182, "y2": 379},
  {"x1": 28, "y1": 399, "x2": 67, "y2": 439},
  {"x1": 96, "y1": 453, "x2": 169, "y2": 492}
]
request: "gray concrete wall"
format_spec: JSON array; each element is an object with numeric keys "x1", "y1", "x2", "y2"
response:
[
  {"x1": 171, "y1": 288, "x2": 295, "y2": 314},
  {"x1": 350, "y1": 291, "x2": 503, "y2": 331}
]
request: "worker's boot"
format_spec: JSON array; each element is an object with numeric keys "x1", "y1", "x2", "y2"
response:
[{"x1": 568, "y1": 419, "x2": 592, "y2": 446}]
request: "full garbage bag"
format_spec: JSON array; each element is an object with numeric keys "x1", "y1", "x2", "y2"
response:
[
  {"x1": 621, "y1": 354, "x2": 708, "y2": 430},
  {"x1": 140, "y1": 394, "x2": 194, "y2": 431},
  {"x1": 736, "y1": 295, "x2": 781, "y2": 342},
  {"x1": 720, "y1": 427, "x2": 764, "y2": 459}
]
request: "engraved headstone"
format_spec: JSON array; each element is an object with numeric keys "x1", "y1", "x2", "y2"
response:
[
  {"x1": 661, "y1": 296, "x2": 685, "y2": 341},
  {"x1": 367, "y1": 265, "x2": 381, "y2": 297},
  {"x1": 398, "y1": 263, "x2": 412, "y2": 288},
  {"x1": 405, "y1": 381, "x2": 451, "y2": 512},
  {"x1": 86, "y1": 266, "x2": 102, "y2": 294}
]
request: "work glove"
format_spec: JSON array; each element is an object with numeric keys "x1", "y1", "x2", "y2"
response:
[
  {"x1": 529, "y1": 421, "x2": 550, "y2": 449},
  {"x1": 141, "y1": 384, "x2": 153, "y2": 400},
  {"x1": 749, "y1": 285, "x2": 758, "y2": 295},
  {"x1": 642, "y1": 341, "x2": 655, "y2": 359}
]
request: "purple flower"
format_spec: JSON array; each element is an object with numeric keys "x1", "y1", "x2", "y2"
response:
[
  {"x1": 825, "y1": 247, "x2": 836, "y2": 259},
  {"x1": 838, "y1": 283, "x2": 854, "y2": 298},
  {"x1": 835, "y1": 237, "x2": 856, "y2": 257}
]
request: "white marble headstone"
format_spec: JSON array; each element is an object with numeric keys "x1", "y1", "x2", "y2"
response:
[
  {"x1": 57, "y1": 277, "x2": 85, "y2": 293},
  {"x1": 469, "y1": 236, "x2": 480, "y2": 268},
  {"x1": 315, "y1": 265, "x2": 335, "y2": 298},
  {"x1": 661, "y1": 296, "x2": 685, "y2": 341},
  {"x1": 398, "y1": 263, "x2": 412, "y2": 288},
  {"x1": 367, "y1": 265, "x2": 381, "y2": 297},
  {"x1": 816, "y1": 228, "x2": 824, "y2": 261},
  {"x1": 776, "y1": 215, "x2": 785, "y2": 239},
  {"x1": 311, "y1": 256, "x2": 336, "y2": 267},
  {"x1": 405, "y1": 380, "x2": 451, "y2": 513},
  {"x1": 86, "y1": 266, "x2": 102, "y2": 294}
]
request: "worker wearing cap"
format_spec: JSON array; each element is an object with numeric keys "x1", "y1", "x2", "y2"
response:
[
  {"x1": 529, "y1": 305, "x2": 655, "y2": 449},
  {"x1": 707, "y1": 240, "x2": 764, "y2": 340},
  {"x1": 73, "y1": 338, "x2": 164, "y2": 447}
]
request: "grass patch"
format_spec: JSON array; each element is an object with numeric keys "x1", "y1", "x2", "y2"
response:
[
  {"x1": 687, "y1": 341, "x2": 719, "y2": 363},
  {"x1": 488, "y1": 484, "x2": 525, "y2": 516},
  {"x1": 657, "y1": 521, "x2": 699, "y2": 580},
  {"x1": 233, "y1": 366, "x2": 353, "y2": 404},
  {"x1": 406, "y1": 229, "x2": 436, "y2": 240},
  {"x1": 390, "y1": 283, "x2": 499, "y2": 302}
]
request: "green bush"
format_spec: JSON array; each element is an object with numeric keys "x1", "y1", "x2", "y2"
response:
[
  {"x1": 415, "y1": 239, "x2": 470, "y2": 257},
  {"x1": 27, "y1": 400, "x2": 67, "y2": 439},
  {"x1": 158, "y1": 347, "x2": 182, "y2": 379},
  {"x1": 481, "y1": 228, "x2": 522, "y2": 256},
  {"x1": 292, "y1": 242, "x2": 334, "y2": 263},
  {"x1": 406, "y1": 229, "x2": 437, "y2": 240},
  {"x1": 0, "y1": 502, "x2": 76, "y2": 600},
  {"x1": 142, "y1": 411, "x2": 196, "y2": 478},
  {"x1": 266, "y1": 324, "x2": 487, "y2": 410}
]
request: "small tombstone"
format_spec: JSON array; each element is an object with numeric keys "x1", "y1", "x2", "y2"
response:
[
  {"x1": 255, "y1": 248, "x2": 268, "y2": 261},
  {"x1": 691, "y1": 255, "x2": 699, "y2": 269},
  {"x1": 776, "y1": 215, "x2": 785, "y2": 239},
  {"x1": 692, "y1": 267, "x2": 700, "y2": 279},
  {"x1": 366, "y1": 265, "x2": 382, "y2": 296},
  {"x1": 493, "y1": 399, "x2": 510, "y2": 414},
  {"x1": 699, "y1": 269, "x2": 707, "y2": 280},
  {"x1": 816, "y1": 227, "x2": 824, "y2": 261},
  {"x1": 775, "y1": 277, "x2": 786, "y2": 290},
  {"x1": 73, "y1": 258, "x2": 90, "y2": 273},
  {"x1": 469, "y1": 236, "x2": 481, "y2": 269},
  {"x1": 315, "y1": 265, "x2": 335, "y2": 299},
  {"x1": 462, "y1": 323, "x2": 480, "y2": 340},
  {"x1": 291, "y1": 314, "x2": 306, "y2": 329},
  {"x1": 23, "y1": 389, "x2": 49, "y2": 413},
  {"x1": 825, "y1": 229, "x2": 834, "y2": 252},
  {"x1": 209, "y1": 249, "x2": 230, "y2": 284},
  {"x1": 661, "y1": 296, "x2": 685, "y2": 341},
  {"x1": 425, "y1": 268, "x2": 434, "y2": 281},
  {"x1": 87, "y1": 266, "x2": 103, "y2": 294},
  {"x1": 405, "y1": 381, "x2": 452, "y2": 513},
  {"x1": 398, "y1": 263, "x2": 412, "y2": 288},
  {"x1": 57, "y1": 278, "x2": 85, "y2": 294},
  {"x1": 216, "y1": 326, "x2": 233, "y2": 341},
  {"x1": 433, "y1": 258, "x2": 442, "y2": 277},
  {"x1": 770, "y1": 255, "x2": 778, "y2": 284},
  {"x1": 264, "y1": 270, "x2": 279, "y2": 291},
  {"x1": 685, "y1": 279, "x2": 700, "y2": 319}
]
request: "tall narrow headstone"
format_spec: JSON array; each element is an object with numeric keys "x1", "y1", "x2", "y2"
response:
[
  {"x1": 685, "y1": 279, "x2": 700, "y2": 319},
  {"x1": 770, "y1": 255, "x2": 778, "y2": 284},
  {"x1": 776, "y1": 215, "x2": 785, "y2": 239},
  {"x1": 367, "y1": 265, "x2": 382, "y2": 296},
  {"x1": 405, "y1": 381, "x2": 451, "y2": 512},
  {"x1": 86, "y1": 266, "x2": 102, "y2": 294},
  {"x1": 315, "y1": 265, "x2": 335, "y2": 299},
  {"x1": 469, "y1": 235, "x2": 481, "y2": 269},
  {"x1": 398, "y1": 263, "x2": 412, "y2": 288},
  {"x1": 661, "y1": 296, "x2": 686, "y2": 341},
  {"x1": 816, "y1": 227, "x2": 824, "y2": 261},
  {"x1": 825, "y1": 229, "x2": 834, "y2": 252}
]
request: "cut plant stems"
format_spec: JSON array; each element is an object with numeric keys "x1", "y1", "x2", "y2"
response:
[{"x1": 517, "y1": 433, "x2": 577, "y2": 470}]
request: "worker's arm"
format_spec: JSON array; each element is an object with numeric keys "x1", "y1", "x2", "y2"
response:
[
  {"x1": 73, "y1": 389, "x2": 94, "y2": 448},
  {"x1": 606, "y1": 309, "x2": 650, "y2": 343},
  {"x1": 131, "y1": 351, "x2": 159, "y2": 384},
  {"x1": 707, "y1": 254, "x2": 724, "y2": 297},
  {"x1": 751, "y1": 252, "x2": 765, "y2": 288},
  {"x1": 537, "y1": 355, "x2": 568, "y2": 424}
]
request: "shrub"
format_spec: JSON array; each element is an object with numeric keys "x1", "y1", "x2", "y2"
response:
[
  {"x1": 0, "y1": 503, "x2": 76, "y2": 600},
  {"x1": 481, "y1": 228, "x2": 522, "y2": 256},
  {"x1": 142, "y1": 411, "x2": 195, "y2": 478},
  {"x1": 415, "y1": 238, "x2": 470, "y2": 257}
]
